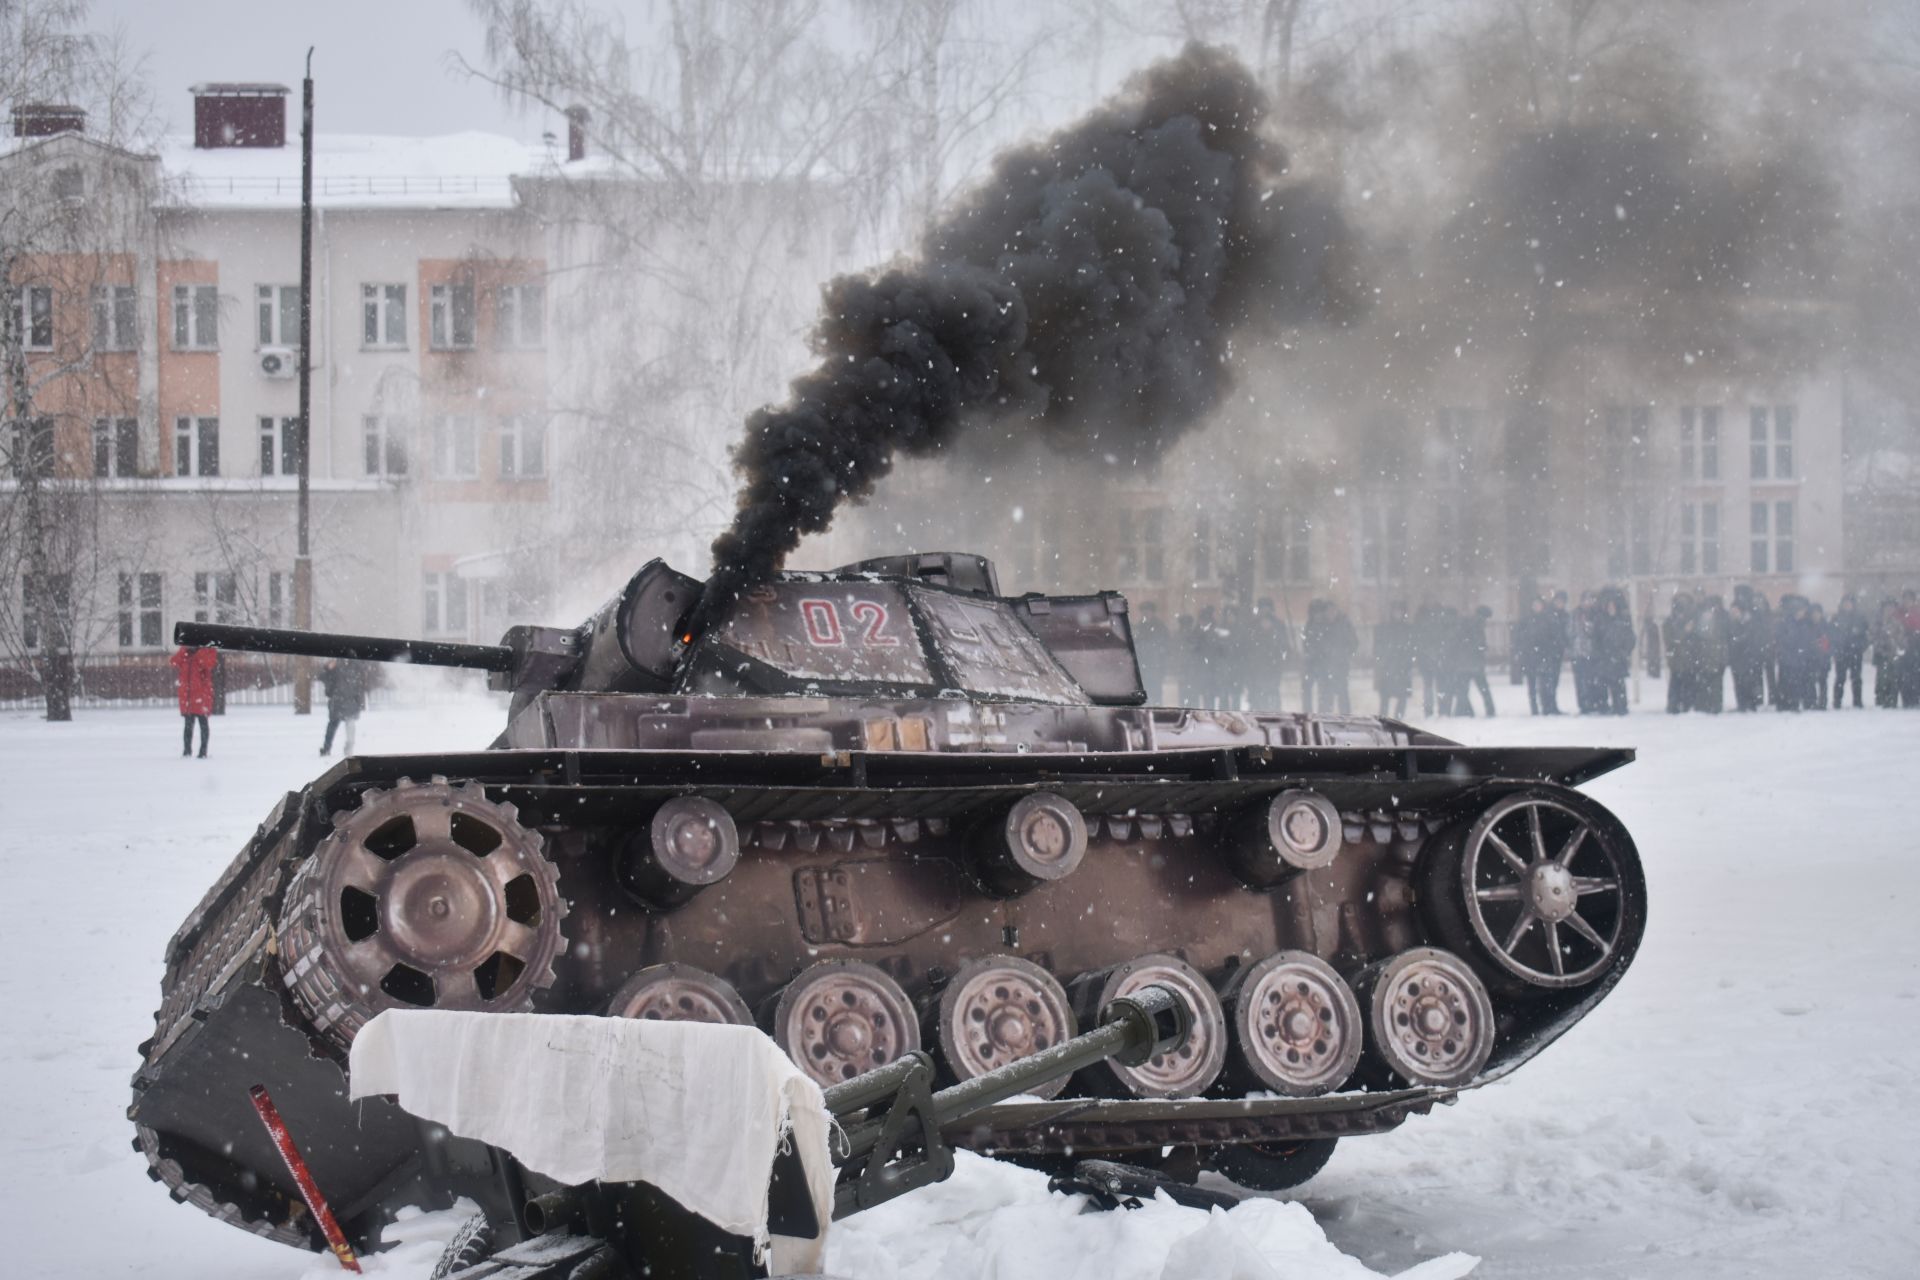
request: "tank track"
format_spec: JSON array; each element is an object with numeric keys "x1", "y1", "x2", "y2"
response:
[
  {"x1": 130, "y1": 789, "x2": 313, "y2": 1247},
  {"x1": 135, "y1": 739, "x2": 1642, "y2": 1254}
]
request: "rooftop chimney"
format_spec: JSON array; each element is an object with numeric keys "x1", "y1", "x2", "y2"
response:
[
  {"x1": 566, "y1": 106, "x2": 589, "y2": 163},
  {"x1": 12, "y1": 104, "x2": 86, "y2": 138},
  {"x1": 190, "y1": 82, "x2": 289, "y2": 149}
]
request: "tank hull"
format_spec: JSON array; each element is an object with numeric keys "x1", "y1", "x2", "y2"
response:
[{"x1": 132, "y1": 701, "x2": 1643, "y2": 1252}]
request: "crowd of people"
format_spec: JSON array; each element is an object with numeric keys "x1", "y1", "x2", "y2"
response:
[
  {"x1": 1133, "y1": 585, "x2": 1920, "y2": 717},
  {"x1": 1653, "y1": 585, "x2": 1920, "y2": 713},
  {"x1": 1134, "y1": 597, "x2": 1500, "y2": 718}
]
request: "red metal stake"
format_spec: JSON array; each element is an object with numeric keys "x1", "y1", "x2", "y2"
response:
[{"x1": 248, "y1": 1084, "x2": 364, "y2": 1273}]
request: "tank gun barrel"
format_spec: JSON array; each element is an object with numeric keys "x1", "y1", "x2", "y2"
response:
[{"x1": 173, "y1": 621, "x2": 515, "y2": 673}]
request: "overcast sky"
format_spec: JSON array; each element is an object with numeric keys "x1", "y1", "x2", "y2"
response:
[{"x1": 92, "y1": 0, "x2": 553, "y2": 141}]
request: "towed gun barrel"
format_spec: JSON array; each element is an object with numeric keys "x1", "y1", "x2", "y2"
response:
[{"x1": 490, "y1": 984, "x2": 1194, "y2": 1279}]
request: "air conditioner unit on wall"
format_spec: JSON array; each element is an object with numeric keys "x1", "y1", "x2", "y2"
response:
[{"x1": 258, "y1": 346, "x2": 296, "y2": 379}]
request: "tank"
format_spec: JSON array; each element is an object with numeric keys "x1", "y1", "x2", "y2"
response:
[{"x1": 130, "y1": 552, "x2": 1647, "y2": 1256}]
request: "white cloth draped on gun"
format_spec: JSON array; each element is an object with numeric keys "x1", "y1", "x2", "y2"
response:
[{"x1": 348, "y1": 1009, "x2": 835, "y2": 1272}]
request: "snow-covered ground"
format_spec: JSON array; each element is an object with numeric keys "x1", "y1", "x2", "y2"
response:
[{"x1": 2, "y1": 677, "x2": 1916, "y2": 1278}]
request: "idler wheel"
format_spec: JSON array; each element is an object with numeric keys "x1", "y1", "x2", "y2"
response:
[
  {"x1": 1225, "y1": 790, "x2": 1343, "y2": 888},
  {"x1": 1221, "y1": 950, "x2": 1363, "y2": 1096},
  {"x1": 974, "y1": 792, "x2": 1088, "y2": 896},
  {"x1": 934, "y1": 955, "x2": 1077, "y2": 1099},
  {"x1": 1069, "y1": 954, "x2": 1226, "y2": 1098},
  {"x1": 278, "y1": 778, "x2": 566, "y2": 1048},
  {"x1": 1353, "y1": 948, "x2": 1494, "y2": 1088},
  {"x1": 617, "y1": 796, "x2": 740, "y2": 907},
  {"x1": 773, "y1": 960, "x2": 921, "y2": 1087},
  {"x1": 608, "y1": 963, "x2": 752, "y2": 1025},
  {"x1": 1422, "y1": 789, "x2": 1645, "y2": 992}
]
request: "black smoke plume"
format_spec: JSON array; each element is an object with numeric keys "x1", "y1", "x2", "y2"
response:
[{"x1": 688, "y1": 44, "x2": 1357, "y2": 632}]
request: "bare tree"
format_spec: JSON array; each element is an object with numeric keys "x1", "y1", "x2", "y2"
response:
[{"x1": 1, "y1": 0, "x2": 157, "y2": 718}]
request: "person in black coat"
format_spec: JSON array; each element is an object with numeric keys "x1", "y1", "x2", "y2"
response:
[
  {"x1": 1374, "y1": 601, "x2": 1415, "y2": 719},
  {"x1": 1830, "y1": 594, "x2": 1868, "y2": 709},
  {"x1": 320, "y1": 659, "x2": 369, "y2": 756},
  {"x1": 1728, "y1": 601, "x2": 1765, "y2": 711},
  {"x1": 1516, "y1": 595, "x2": 1560, "y2": 715},
  {"x1": 1595, "y1": 590, "x2": 1636, "y2": 715},
  {"x1": 1412, "y1": 601, "x2": 1447, "y2": 717},
  {"x1": 1664, "y1": 593, "x2": 1698, "y2": 714},
  {"x1": 1458, "y1": 605, "x2": 1496, "y2": 717},
  {"x1": 1808, "y1": 603, "x2": 1832, "y2": 710},
  {"x1": 1775, "y1": 597, "x2": 1818, "y2": 712},
  {"x1": 1692, "y1": 595, "x2": 1729, "y2": 714}
]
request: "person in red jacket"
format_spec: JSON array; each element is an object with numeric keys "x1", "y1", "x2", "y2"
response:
[{"x1": 171, "y1": 644, "x2": 218, "y2": 757}]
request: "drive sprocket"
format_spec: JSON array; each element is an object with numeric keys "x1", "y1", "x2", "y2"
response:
[{"x1": 279, "y1": 778, "x2": 567, "y2": 1048}]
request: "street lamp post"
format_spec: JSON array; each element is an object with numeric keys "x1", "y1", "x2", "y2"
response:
[{"x1": 294, "y1": 48, "x2": 315, "y2": 714}]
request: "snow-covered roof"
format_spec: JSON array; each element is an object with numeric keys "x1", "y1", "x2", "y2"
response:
[{"x1": 157, "y1": 131, "x2": 560, "y2": 211}]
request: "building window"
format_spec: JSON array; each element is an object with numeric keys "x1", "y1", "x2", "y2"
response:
[
  {"x1": 430, "y1": 282, "x2": 476, "y2": 350},
  {"x1": 12, "y1": 285, "x2": 54, "y2": 351},
  {"x1": 258, "y1": 416, "x2": 297, "y2": 476},
  {"x1": 1680, "y1": 406, "x2": 1720, "y2": 482},
  {"x1": 256, "y1": 284, "x2": 300, "y2": 346},
  {"x1": 363, "y1": 415, "x2": 408, "y2": 477},
  {"x1": 93, "y1": 417, "x2": 139, "y2": 478},
  {"x1": 1261, "y1": 507, "x2": 1311, "y2": 584},
  {"x1": 175, "y1": 416, "x2": 219, "y2": 477},
  {"x1": 423, "y1": 570, "x2": 469, "y2": 636},
  {"x1": 1680, "y1": 501, "x2": 1720, "y2": 576},
  {"x1": 432, "y1": 414, "x2": 478, "y2": 479},
  {"x1": 495, "y1": 283, "x2": 545, "y2": 349},
  {"x1": 10, "y1": 418, "x2": 55, "y2": 479},
  {"x1": 267, "y1": 569, "x2": 288, "y2": 628},
  {"x1": 361, "y1": 283, "x2": 407, "y2": 348},
  {"x1": 51, "y1": 165, "x2": 83, "y2": 203},
  {"x1": 1140, "y1": 508, "x2": 1164, "y2": 582},
  {"x1": 91, "y1": 285, "x2": 138, "y2": 351},
  {"x1": 1357, "y1": 500, "x2": 1408, "y2": 584},
  {"x1": 1750, "y1": 405, "x2": 1795, "y2": 482},
  {"x1": 1774, "y1": 499, "x2": 1794, "y2": 573},
  {"x1": 1192, "y1": 512, "x2": 1213, "y2": 582},
  {"x1": 171, "y1": 284, "x2": 219, "y2": 350},
  {"x1": 118, "y1": 572, "x2": 163, "y2": 647},
  {"x1": 193, "y1": 571, "x2": 239, "y2": 624},
  {"x1": 21, "y1": 573, "x2": 70, "y2": 649},
  {"x1": 498, "y1": 414, "x2": 547, "y2": 479},
  {"x1": 1114, "y1": 510, "x2": 1139, "y2": 580}
]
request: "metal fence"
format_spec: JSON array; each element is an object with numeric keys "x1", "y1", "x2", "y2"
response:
[{"x1": 0, "y1": 654, "x2": 473, "y2": 713}]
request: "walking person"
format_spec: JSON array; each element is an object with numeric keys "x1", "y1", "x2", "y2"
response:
[
  {"x1": 1831, "y1": 594, "x2": 1868, "y2": 709},
  {"x1": 320, "y1": 659, "x2": 368, "y2": 757},
  {"x1": 170, "y1": 643, "x2": 217, "y2": 758}
]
